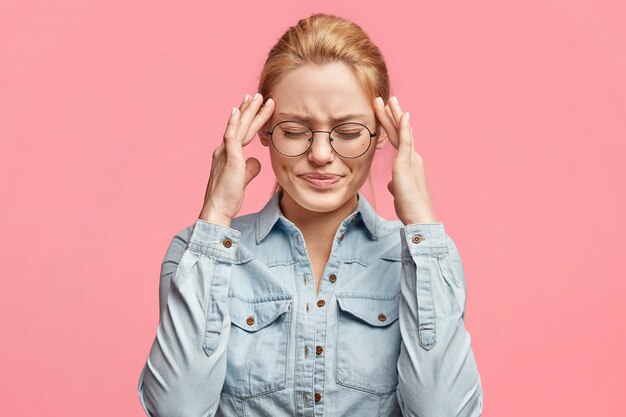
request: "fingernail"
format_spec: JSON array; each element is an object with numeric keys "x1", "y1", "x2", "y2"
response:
[
  {"x1": 253, "y1": 92, "x2": 261, "y2": 101},
  {"x1": 263, "y1": 97, "x2": 273, "y2": 107},
  {"x1": 231, "y1": 107, "x2": 237, "y2": 115},
  {"x1": 391, "y1": 96, "x2": 399, "y2": 105},
  {"x1": 406, "y1": 112, "x2": 410, "y2": 121},
  {"x1": 243, "y1": 94, "x2": 251, "y2": 102},
  {"x1": 375, "y1": 97, "x2": 384, "y2": 106}
]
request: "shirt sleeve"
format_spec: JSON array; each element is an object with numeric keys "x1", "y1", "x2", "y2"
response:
[
  {"x1": 137, "y1": 219, "x2": 241, "y2": 417},
  {"x1": 396, "y1": 222, "x2": 484, "y2": 417}
]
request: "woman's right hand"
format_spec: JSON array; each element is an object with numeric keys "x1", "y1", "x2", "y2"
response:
[{"x1": 198, "y1": 92, "x2": 275, "y2": 227}]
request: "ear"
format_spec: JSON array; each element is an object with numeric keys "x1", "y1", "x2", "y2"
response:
[
  {"x1": 374, "y1": 122, "x2": 389, "y2": 150},
  {"x1": 258, "y1": 121, "x2": 271, "y2": 147}
]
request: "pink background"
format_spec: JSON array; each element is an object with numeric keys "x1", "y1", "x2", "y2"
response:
[{"x1": 1, "y1": 1, "x2": 625, "y2": 416}]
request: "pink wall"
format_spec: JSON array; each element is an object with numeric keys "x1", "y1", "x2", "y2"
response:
[{"x1": 1, "y1": 1, "x2": 624, "y2": 416}]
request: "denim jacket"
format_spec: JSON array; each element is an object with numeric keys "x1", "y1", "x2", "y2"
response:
[{"x1": 138, "y1": 191, "x2": 483, "y2": 417}]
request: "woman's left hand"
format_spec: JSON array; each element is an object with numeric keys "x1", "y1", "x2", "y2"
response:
[{"x1": 373, "y1": 96, "x2": 438, "y2": 225}]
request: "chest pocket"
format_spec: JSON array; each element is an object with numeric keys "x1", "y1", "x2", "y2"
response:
[
  {"x1": 336, "y1": 293, "x2": 401, "y2": 395},
  {"x1": 222, "y1": 294, "x2": 293, "y2": 399}
]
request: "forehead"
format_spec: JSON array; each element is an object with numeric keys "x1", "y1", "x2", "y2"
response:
[
  {"x1": 270, "y1": 62, "x2": 373, "y2": 123},
  {"x1": 275, "y1": 111, "x2": 370, "y2": 124}
]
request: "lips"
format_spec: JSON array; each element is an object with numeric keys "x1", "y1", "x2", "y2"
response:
[{"x1": 300, "y1": 173, "x2": 342, "y2": 189}]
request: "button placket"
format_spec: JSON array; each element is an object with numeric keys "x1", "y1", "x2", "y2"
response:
[{"x1": 292, "y1": 227, "x2": 326, "y2": 413}]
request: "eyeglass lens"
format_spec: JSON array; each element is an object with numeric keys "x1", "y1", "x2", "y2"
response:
[{"x1": 271, "y1": 121, "x2": 371, "y2": 158}]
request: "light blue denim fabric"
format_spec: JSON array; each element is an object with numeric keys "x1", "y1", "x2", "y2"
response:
[{"x1": 138, "y1": 190, "x2": 483, "y2": 417}]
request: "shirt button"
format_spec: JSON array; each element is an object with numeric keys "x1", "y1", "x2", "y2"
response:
[
  {"x1": 314, "y1": 392, "x2": 322, "y2": 402},
  {"x1": 378, "y1": 313, "x2": 387, "y2": 322},
  {"x1": 339, "y1": 233, "x2": 345, "y2": 241},
  {"x1": 315, "y1": 345, "x2": 324, "y2": 355},
  {"x1": 317, "y1": 299, "x2": 326, "y2": 308},
  {"x1": 222, "y1": 238, "x2": 233, "y2": 248},
  {"x1": 246, "y1": 316, "x2": 255, "y2": 325},
  {"x1": 351, "y1": 215, "x2": 357, "y2": 223},
  {"x1": 328, "y1": 273, "x2": 337, "y2": 283},
  {"x1": 412, "y1": 234, "x2": 424, "y2": 244}
]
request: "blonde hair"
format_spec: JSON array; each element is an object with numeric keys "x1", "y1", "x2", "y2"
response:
[{"x1": 257, "y1": 13, "x2": 391, "y2": 209}]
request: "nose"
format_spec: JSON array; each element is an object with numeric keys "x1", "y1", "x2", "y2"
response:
[{"x1": 307, "y1": 131, "x2": 335, "y2": 165}]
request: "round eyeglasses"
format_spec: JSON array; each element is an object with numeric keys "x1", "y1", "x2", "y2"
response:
[{"x1": 266, "y1": 121, "x2": 376, "y2": 158}]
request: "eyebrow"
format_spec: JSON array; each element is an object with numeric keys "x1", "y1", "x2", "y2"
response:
[{"x1": 275, "y1": 112, "x2": 369, "y2": 123}]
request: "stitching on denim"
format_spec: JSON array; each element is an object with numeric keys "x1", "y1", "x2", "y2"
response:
[
  {"x1": 221, "y1": 309, "x2": 292, "y2": 399},
  {"x1": 417, "y1": 258, "x2": 436, "y2": 332},
  {"x1": 266, "y1": 259, "x2": 296, "y2": 267},
  {"x1": 336, "y1": 294, "x2": 400, "y2": 325},
  {"x1": 227, "y1": 293, "x2": 293, "y2": 303},
  {"x1": 336, "y1": 292, "x2": 400, "y2": 301},
  {"x1": 228, "y1": 297, "x2": 293, "y2": 331},
  {"x1": 188, "y1": 243, "x2": 238, "y2": 260},
  {"x1": 336, "y1": 378, "x2": 397, "y2": 396},
  {"x1": 340, "y1": 257, "x2": 370, "y2": 267},
  {"x1": 201, "y1": 258, "x2": 219, "y2": 356},
  {"x1": 416, "y1": 257, "x2": 437, "y2": 350}
]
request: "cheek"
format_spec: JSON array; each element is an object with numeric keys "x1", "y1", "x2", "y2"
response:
[
  {"x1": 350, "y1": 157, "x2": 375, "y2": 184},
  {"x1": 269, "y1": 153, "x2": 295, "y2": 178}
]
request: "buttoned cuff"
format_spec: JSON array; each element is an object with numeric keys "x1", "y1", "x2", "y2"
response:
[
  {"x1": 187, "y1": 219, "x2": 241, "y2": 262},
  {"x1": 400, "y1": 222, "x2": 448, "y2": 258}
]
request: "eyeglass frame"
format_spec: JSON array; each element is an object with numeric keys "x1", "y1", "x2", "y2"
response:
[{"x1": 265, "y1": 120, "x2": 377, "y2": 159}]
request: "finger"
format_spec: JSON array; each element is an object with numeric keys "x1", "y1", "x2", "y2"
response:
[
  {"x1": 223, "y1": 106, "x2": 242, "y2": 154},
  {"x1": 236, "y1": 92, "x2": 265, "y2": 143},
  {"x1": 385, "y1": 104, "x2": 398, "y2": 130},
  {"x1": 243, "y1": 157, "x2": 262, "y2": 187},
  {"x1": 237, "y1": 92, "x2": 265, "y2": 146},
  {"x1": 387, "y1": 96, "x2": 404, "y2": 126},
  {"x1": 373, "y1": 96, "x2": 400, "y2": 149},
  {"x1": 398, "y1": 112, "x2": 414, "y2": 157},
  {"x1": 239, "y1": 93, "x2": 253, "y2": 113},
  {"x1": 242, "y1": 97, "x2": 275, "y2": 146}
]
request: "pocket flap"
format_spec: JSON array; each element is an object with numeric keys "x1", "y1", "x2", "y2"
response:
[
  {"x1": 228, "y1": 294, "x2": 293, "y2": 331},
  {"x1": 336, "y1": 293, "x2": 400, "y2": 327}
]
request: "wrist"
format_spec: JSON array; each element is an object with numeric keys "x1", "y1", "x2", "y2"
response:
[
  {"x1": 198, "y1": 209, "x2": 233, "y2": 227},
  {"x1": 401, "y1": 216, "x2": 438, "y2": 225}
]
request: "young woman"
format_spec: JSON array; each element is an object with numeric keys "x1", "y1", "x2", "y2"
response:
[{"x1": 138, "y1": 13, "x2": 483, "y2": 417}]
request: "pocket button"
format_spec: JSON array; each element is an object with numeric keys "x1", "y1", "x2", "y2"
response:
[
  {"x1": 378, "y1": 313, "x2": 387, "y2": 322},
  {"x1": 246, "y1": 316, "x2": 255, "y2": 326},
  {"x1": 317, "y1": 299, "x2": 326, "y2": 308}
]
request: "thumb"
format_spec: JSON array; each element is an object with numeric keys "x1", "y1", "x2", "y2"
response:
[{"x1": 243, "y1": 157, "x2": 262, "y2": 188}]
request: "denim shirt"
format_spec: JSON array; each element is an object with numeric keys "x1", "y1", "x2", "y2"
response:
[{"x1": 138, "y1": 191, "x2": 483, "y2": 417}]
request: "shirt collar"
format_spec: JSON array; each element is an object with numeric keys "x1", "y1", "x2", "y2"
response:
[{"x1": 255, "y1": 190, "x2": 379, "y2": 244}]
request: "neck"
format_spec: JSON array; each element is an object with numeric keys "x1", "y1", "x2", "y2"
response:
[{"x1": 279, "y1": 191, "x2": 358, "y2": 245}]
